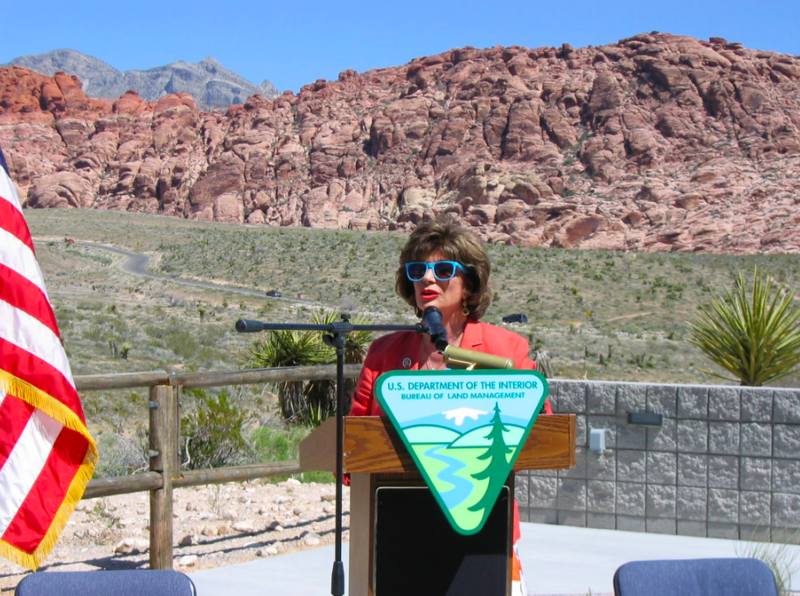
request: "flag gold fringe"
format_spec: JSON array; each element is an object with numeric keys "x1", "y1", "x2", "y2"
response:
[
  {"x1": 0, "y1": 446, "x2": 98, "y2": 570},
  {"x1": 0, "y1": 371, "x2": 93, "y2": 440},
  {"x1": 0, "y1": 371, "x2": 98, "y2": 570}
]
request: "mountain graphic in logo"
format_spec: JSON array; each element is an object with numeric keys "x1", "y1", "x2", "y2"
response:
[{"x1": 376, "y1": 370, "x2": 547, "y2": 534}]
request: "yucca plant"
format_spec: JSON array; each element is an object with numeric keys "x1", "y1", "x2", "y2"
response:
[
  {"x1": 245, "y1": 326, "x2": 329, "y2": 422},
  {"x1": 688, "y1": 268, "x2": 800, "y2": 386},
  {"x1": 244, "y1": 311, "x2": 372, "y2": 425},
  {"x1": 304, "y1": 311, "x2": 372, "y2": 424}
]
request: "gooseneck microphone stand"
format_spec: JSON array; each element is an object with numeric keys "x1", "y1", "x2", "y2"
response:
[{"x1": 235, "y1": 314, "x2": 427, "y2": 596}]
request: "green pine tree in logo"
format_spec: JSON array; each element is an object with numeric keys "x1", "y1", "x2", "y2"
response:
[{"x1": 468, "y1": 402, "x2": 512, "y2": 513}]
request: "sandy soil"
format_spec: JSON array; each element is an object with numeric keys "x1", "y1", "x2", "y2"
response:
[{"x1": 0, "y1": 479, "x2": 349, "y2": 593}]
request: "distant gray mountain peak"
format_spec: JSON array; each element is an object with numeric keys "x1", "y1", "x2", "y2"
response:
[{"x1": 2, "y1": 49, "x2": 279, "y2": 111}]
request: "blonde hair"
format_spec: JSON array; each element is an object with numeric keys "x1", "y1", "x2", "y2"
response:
[{"x1": 395, "y1": 219, "x2": 493, "y2": 319}]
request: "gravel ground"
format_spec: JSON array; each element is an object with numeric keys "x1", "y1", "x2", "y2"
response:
[{"x1": 0, "y1": 479, "x2": 349, "y2": 593}]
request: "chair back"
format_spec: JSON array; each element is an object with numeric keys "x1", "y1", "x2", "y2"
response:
[
  {"x1": 15, "y1": 569, "x2": 196, "y2": 596},
  {"x1": 613, "y1": 558, "x2": 778, "y2": 596}
]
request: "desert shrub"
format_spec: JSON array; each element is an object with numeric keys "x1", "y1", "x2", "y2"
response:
[
  {"x1": 252, "y1": 424, "x2": 331, "y2": 483},
  {"x1": 164, "y1": 328, "x2": 201, "y2": 360},
  {"x1": 83, "y1": 390, "x2": 147, "y2": 434},
  {"x1": 253, "y1": 423, "x2": 309, "y2": 461},
  {"x1": 94, "y1": 432, "x2": 148, "y2": 477},
  {"x1": 181, "y1": 389, "x2": 254, "y2": 469},
  {"x1": 84, "y1": 390, "x2": 149, "y2": 477}
]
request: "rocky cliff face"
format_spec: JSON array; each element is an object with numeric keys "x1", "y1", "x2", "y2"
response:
[
  {"x1": 3, "y1": 50, "x2": 279, "y2": 111},
  {"x1": 2, "y1": 33, "x2": 799, "y2": 253}
]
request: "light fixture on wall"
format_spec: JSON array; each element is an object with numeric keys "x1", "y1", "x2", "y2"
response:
[
  {"x1": 589, "y1": 428, "x2": 606, "y2": 454},
  {"x1": 627, "y1": 411, "x2": 663, "y2": 426}
]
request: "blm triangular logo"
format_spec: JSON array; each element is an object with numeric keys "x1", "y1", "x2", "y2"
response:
[{"x1": 376, "y1": 369, "x2": 547, "y2": 535}]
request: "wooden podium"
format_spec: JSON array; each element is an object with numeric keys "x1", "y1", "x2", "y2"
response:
[{"x1": 300, "y1": 415, "x2": 575, "y2": 596}]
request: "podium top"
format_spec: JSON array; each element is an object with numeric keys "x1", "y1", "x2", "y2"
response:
[{"x1": 299, "y1": 414, "x2": 575, "y2": 474}]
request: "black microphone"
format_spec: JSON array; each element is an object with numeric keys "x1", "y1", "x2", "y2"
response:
[{"x1": 422, "y1": 307, "x2": 449, "y2": 352}]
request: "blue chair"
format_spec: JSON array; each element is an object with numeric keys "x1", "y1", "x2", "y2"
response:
[
  {"x1": 15, "y1": 569, "x2": 196, "y2": 596},
  {"x1": 613, "y1": 558, "x2": 779, "y2": 596}
]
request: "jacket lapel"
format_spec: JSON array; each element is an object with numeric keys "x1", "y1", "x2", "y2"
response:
[
  {"x1": 397, "y1": 331, "x2": 423, "y2": 370},
  {"x1": 462, "y1": 320, "x2": 484, "y2": 351}
]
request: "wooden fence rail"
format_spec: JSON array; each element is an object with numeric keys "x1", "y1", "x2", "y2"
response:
[{"x1": 76, "y1": 364, "x2": 362, "y2": 569}]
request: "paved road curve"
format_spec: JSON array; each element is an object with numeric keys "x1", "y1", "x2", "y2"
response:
[{"x1": 75, "y1": 241, "x2": 279, "y2": 300}]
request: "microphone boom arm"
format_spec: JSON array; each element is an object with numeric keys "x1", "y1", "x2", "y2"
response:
[
  {"x1": 236, "y1": 315, "x2": 424, "y2": 596},
  {"x1": 234, "y1": 313, "x2": 512, "y2": 594}
]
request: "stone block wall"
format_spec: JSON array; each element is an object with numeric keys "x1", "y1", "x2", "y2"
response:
[{"x1": 517, "y1": 380, "x2": 800, "y2": 540}]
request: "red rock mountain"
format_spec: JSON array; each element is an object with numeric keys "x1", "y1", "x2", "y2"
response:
[{"x1": 2, "y1": 33, "x2": 799, "y2": 253}]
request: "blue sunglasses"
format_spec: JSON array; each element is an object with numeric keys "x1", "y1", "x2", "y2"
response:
[{"x1": 405, "y1": 261, "x2": 466, "y2": 282}]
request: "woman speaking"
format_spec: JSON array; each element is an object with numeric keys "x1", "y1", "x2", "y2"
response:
[{"x1": 350, "y1": 218, "x2": 551, "y2": 595}]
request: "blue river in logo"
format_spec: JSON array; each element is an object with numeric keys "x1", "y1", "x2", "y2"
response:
[{"x1": 424, "y1": 445, "x2": 472, "y2": 509}]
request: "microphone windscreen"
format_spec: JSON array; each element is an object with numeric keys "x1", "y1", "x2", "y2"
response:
[
  {"x1": 235, "y1": 319, "x2": 263, "y2": 332},
  {"x1": 422, "y1": 307, "x2": 448, "y2": 351}
]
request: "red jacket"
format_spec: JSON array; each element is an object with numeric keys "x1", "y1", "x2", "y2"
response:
[{"x1": 350, "y1": 320, "x2": 553, "y2": 417}]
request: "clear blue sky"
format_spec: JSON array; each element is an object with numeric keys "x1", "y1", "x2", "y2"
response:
[{"x1": 2, "y1": 0, "x2": 798, "y2": 93}]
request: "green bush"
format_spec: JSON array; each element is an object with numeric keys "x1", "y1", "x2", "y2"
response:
[
  {"x1": 181, "y1": 389, "x2": 253, "y2": 469},
  {"x1": 252, "y1": 424, "x2": 331, "y2": 483},
  {"x1": 95, "y1": 433, "x2": 148, "y2": 477}
]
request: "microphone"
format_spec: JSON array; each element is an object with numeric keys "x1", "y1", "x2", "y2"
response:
[
  {"x1": 442, "y1": 345, "x2": 515, "y2": 370},
  {"x1": 421, "y1": 307, "x2": 449, "y2": 351},
  {"x1": 420, "y1": 307, "x2": 514, "y2": 370}
]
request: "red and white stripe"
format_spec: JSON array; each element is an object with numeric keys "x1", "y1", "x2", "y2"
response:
[{"x1": 0, "y1": 157, "x2": 97, "y2": 569}]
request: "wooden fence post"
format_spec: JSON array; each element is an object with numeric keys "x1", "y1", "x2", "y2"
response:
[
  {"x1": 71, "y1": 365, "x2": 364, "y2": 564},
  {"x1": 149, "y1": 384, "x2": 178, "y2": 569}
]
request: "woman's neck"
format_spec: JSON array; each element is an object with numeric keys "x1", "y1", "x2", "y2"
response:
[
  {"x1": 443, "y1": 314, "x2": 468, "y2": 347},
  {"x1": 418, "y1": 313, "x2": 468, "y2": 367}
]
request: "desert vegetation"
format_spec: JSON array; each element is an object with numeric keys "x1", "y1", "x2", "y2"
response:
[
  {"x1": 29, "y1": 209, "x2": 800, "y2": 384},
  {"x1": 689, "y1": 269, "x2": 800, "y2": 386},
  {"x1": 25, "y1": 208, "x2": 800, "y2": 477}
]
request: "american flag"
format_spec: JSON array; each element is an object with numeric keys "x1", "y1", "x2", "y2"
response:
[{"x1": 0, "y1": 145, "x2": 97, "y2": 570}]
